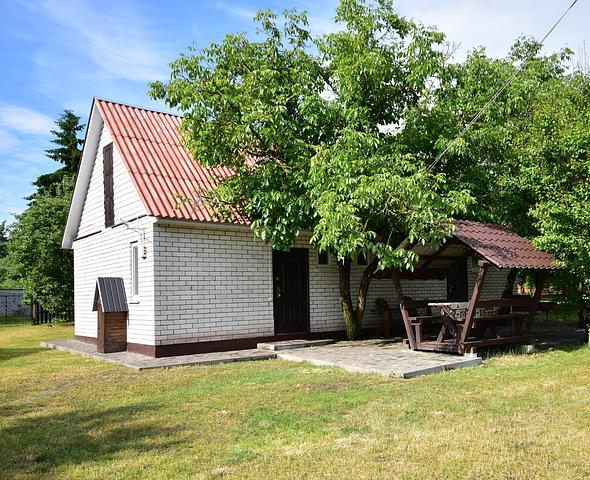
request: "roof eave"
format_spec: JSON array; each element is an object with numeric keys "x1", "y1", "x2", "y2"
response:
[{"x1": 62, "y1": 99, "x2": 104, "y2": 249}]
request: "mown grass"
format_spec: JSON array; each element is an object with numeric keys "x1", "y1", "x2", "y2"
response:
[{"x1": 1, "y1": 321, "x2": 590, "y2": 479}]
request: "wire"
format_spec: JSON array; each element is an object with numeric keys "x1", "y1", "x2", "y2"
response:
[{"x1": 426, "y1": 0, "x2": 580, "y2": 172}]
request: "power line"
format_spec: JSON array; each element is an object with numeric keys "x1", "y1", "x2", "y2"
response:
[{"x1": 426, "y1": 0, "x2": 580, "y2": 172}]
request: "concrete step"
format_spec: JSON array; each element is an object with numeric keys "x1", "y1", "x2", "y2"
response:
[{"x1": 257, "y1": 338, "x2": 335, "y2": 351}]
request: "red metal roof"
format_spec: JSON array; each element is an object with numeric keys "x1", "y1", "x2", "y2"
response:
[
  {"x1": 453, "y1": 220, "x2": 559, "y2": 270},
  {"x1": 95, "y1": 98, "x2": 248, "y2": 224}
]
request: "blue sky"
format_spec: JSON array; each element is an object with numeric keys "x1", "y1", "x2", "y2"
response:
[{"x1": 0, "y1": 0, "x2": 588, "y2": 224}]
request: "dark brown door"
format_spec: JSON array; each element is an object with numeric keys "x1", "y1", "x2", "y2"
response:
[
  {"x1": 447, "y1": 258, "x2": 469, "y2": 301},
  {"x1": 273, "y1": 249, "x2": 310, "y2": 334}
]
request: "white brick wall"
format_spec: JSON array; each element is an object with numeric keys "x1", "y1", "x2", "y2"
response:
[
  {"x1": 73, "y1": 216, "x2": 156, "y2": 344},
  {"x1": 151, "y1": 223, "x2": 510, "y2": 346},
  {"x1": 72, "y1": 118, "x2": 155, "y2": 344},
  {"x1": 77, "y1": 122, "x2": 146, "y2": 238},
  {"x1": 153, "y1": 223, "x2": 274, "y2": 345},
  {"x1": 467, "y1": 260, "x2": 510, "y2": 300},
  {"x1": 75, "y1": 216, "x2": 508, "y2": 347}
]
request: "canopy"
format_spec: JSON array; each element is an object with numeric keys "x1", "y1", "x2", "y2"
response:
[
  {"x1": 93, "y1": 277, "x2": 128, "y2": 313},
  {"x1": 397, "y1": 220, "x2": 559, "y2": 276}
]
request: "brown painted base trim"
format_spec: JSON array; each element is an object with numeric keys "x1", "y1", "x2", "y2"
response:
[
  {"x1": 75, "y1": 335, "x2": 97, "y2": 345},
  {"x1": 78, "y1": 329, "x2": 380, "y2": 358},
  {"x1": 150, "y1": 329, "x2": 376, "y2": 358},
  {"x1": 127, "y1": 342, "x2": 156, "y2": 357}
]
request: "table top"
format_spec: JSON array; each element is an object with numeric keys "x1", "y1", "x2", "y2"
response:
[{"x1": 428, "y1": 302, "x2": 469, "y2": 309}]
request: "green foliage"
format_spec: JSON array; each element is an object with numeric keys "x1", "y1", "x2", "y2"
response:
[
  {"x1": 5, "y1": 110, "x2": 84, "y2": 312},
  {"x1": 518, "y1": 73, "x2": 590, "y2": 308},
  {"x1": 0, "y1": 221, "x2": 19, "y2": 289},
  {"x1": 403, "y1": 37, "x2": 590, "y2": 309},
  {"x1": 0, "y1": 221, "x2": 8, "y2": 258},
  {"x1": 32, "y1": 110, "x2": 84, "y2": 198},
  {"x1": 150, "y1": 0, "x2": 471, "y2": 338},
  {"x1": 7, "y1": 179, "x2": 74, "y2": 312}
]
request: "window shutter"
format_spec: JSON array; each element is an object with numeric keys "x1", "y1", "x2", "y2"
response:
[{"x1": 103, "y1": 143, "x2": 114, "y2": 227}]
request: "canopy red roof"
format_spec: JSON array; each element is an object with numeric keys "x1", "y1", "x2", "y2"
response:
[{"x1": 452, "y1": 220, "x2": 559, "y2": 270}]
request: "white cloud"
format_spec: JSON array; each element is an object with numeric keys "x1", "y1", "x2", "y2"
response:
[
  {"x1": 397, "y1": 0, "x2": 584, "y2": 61},
  {"x1": 0, "y1": 105, "x2": 54, "y2": 136},
  {"x1": 33, "y1": 0, "x2": 168, "y2": 83},
  {"x1": 214, "y1": 1, "x2": 257, "y2": 20},
  {"x1": 0, "y1": 128, "x2": 19, "y2": 153}
]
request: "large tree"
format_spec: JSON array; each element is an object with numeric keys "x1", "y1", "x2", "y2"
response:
[
  {"x1": 8, "y1": 181, "x2": 74, "y2": 313},
  {"x1": 31, "y1": 110, "x2": 84, "y2": 198},
  {"x1": 403, "y1": 38, "x2": 590, "y2": 313},
  {"x1": 517, "y1": 71, "x2": 590, "y2": 317},
  {"x1": 150, "y1": 0, "x2": 471, "y2": 339},
  {"x1": 6, "y1": 110, "x2": 84, "y2": 313},
  {"x1": 0, "y1": 221, "x2": 19, "y2": 289}
]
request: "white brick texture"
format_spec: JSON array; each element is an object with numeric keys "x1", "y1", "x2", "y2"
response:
[
  {"x1": 77, "y1": 123, "x2": 146, "y2": 238},
  {"x1": 73, "y1": 216, "x2": 156, "y2": 344},
  {"x1": 151, "y1": 223, "x2": 508, "y2": 346}
]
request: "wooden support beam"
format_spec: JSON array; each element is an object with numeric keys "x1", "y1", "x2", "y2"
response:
[
  {"x1": 392, "y1": 271, "x2": 417, "y2": 350},
  {"x1": 412, "y1": 341, "x2": 459, "y2": 353},
  {"x1": 462, "y1": 335, "x2": 533, "y2": 348},
  {"x1": 459, "y1": 261, "x2": 490, "y2": 350}
]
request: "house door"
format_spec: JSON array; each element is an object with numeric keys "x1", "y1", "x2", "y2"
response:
[
  {"x1": 447, "y1": 258, "x2": 469, "y2": 301},
  {"x1": 273, "y1": 249, "x2": 310, "y2": 334}
]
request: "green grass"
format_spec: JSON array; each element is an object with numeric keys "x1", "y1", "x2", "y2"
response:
[
  {"x1": 0, "y1": 315, "x2": 32, "y2": 326},
  {"x1": 2, "y1": 322, "x2": 590, "y2": 479}
]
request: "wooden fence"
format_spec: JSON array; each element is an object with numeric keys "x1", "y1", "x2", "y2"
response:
[{"x1": 31, "y1": 301, "x2": 74, "y2": 324}]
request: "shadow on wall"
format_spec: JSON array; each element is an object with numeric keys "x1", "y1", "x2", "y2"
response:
[{"x1": 0, "y1": 403, "x2": 183, "y2": 478}]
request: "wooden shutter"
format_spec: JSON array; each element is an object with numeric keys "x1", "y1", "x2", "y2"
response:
[{"x1": 103, "y1": 143, "x2": 115, "y2": 227}]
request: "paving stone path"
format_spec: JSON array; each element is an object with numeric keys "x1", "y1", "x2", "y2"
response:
[
  {"x1": 40, "y1": 340, "x2": 276, "y2": 370},
  {"x1": 275, "y1": 339, "x2": 482, "y2": 378},
  {"x1": 41, "y1": 338, "x2": 481, "y2": 377}
]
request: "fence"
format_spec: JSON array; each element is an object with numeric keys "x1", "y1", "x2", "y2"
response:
[{"x1": 31, "y1": 301, "x2": 74, "y2": 324}]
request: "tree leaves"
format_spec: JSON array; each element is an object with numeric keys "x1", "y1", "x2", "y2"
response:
[{"x1": 149, "y1": 0, "x2": 466, "y2": 270}]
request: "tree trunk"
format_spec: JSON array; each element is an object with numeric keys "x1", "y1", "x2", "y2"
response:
[{"x1": 337, "y1": 256, "x2": 380, "y2": 340}]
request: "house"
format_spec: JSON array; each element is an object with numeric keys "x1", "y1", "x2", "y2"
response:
[{"x1": 63, "y1": 98, "x2": 515, "y2": 357}]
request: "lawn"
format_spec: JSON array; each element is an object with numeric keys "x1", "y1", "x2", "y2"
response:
[{"x1": 2, "y1": 320, "x2": 590, "y2": 479}]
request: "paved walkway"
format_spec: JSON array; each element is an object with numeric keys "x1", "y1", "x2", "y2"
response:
[
  {"x1": 41, "y1": 338, "x2": 481, "y2": 378},
  {"x1": 275, "y1": 339, "x2": 482, "y2": 378},
  {"x1": 40, "y1": 340, "x2": 276, "y2": 370}
]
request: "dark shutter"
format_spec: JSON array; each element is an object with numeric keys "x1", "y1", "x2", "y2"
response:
[{"x1": 103, "y1": 143, "x2": 114, "y2": 227}]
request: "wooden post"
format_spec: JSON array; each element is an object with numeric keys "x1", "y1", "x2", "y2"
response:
[
  {"x1": 459, "y1": 261, "x2": 490, "y2": 351},
  {"x1": 392, "y1": 271, "x2": 416, "y2": 349},
  {"x1": 31, "y1": 300, "x2": 38, "y2": 325},
  {"x1": 524, "y1": 270, "x2": 547, "y2": 336}
]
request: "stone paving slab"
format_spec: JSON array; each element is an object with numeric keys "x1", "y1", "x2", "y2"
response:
[
  {"x1": 257, "y1": 339, "x2": 335, "y2": 351},
  {"x1": 41, "y1": 338, "x2": 481, "y2": 378},
  {"x1": 40, "y1": 340, "x2": 276, "y2": 371},
  {"x1": 276, "y1": 339, "x2": 482, "y2": 378}
]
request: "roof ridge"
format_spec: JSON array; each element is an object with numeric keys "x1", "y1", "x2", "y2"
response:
[
  {"x1": 95, "y1": 97, "x2": 183, "y2": 119},
  {"x1": 454, "y1": 219, "x2": 513, "y2": 231}
]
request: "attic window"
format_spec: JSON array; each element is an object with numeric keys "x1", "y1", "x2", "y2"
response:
[{"x1": 103, "y1": 143, "x2": 114, "y2": 227}]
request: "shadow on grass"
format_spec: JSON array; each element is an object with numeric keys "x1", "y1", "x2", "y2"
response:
[
  {"x1": 0, "y1": 316, "x2": 32, "y2": 326},
  {"x1": 479, "y1": 333, "x2": 588, "y2": 359},
  {"x1": 0, "y1": 347, "x2": 47, "y2": 362},
  {"x1": 0, "y1": 402, "x2": 183, "y2": 478}
]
